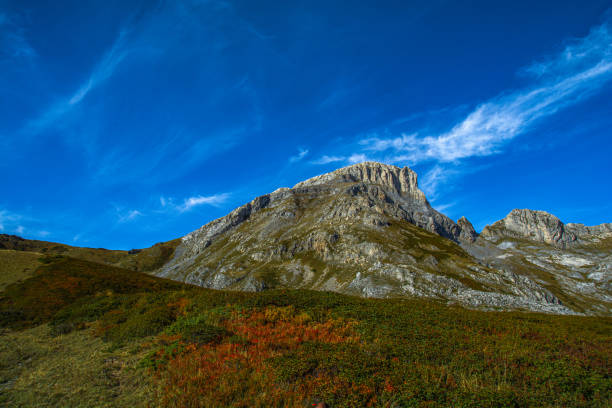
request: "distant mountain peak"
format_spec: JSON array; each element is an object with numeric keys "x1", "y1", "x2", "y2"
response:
[
  {"x1": 457, "y1": 216, "x2": 477, "y2": 243},
  {"x1": 480, "y1": 208, "x2": 612, "y2": 247},
  {"x1": 481, "y1": 208, "x2": 575, "y2": 247}
]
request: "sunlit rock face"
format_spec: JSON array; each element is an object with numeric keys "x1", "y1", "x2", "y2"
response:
[
  {"x1": 154, "y1": 162, "x2": 611, "y2": 316},
  {"x1": 481, "y1": 209, "x2": 577, "y2": 247},
  {"x1": 481, "y1": 208, "x2": 612, "y2": 247}
]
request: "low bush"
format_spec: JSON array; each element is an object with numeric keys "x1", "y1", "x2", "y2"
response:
[{"x1": 164, "y1": 315, "x2": 230, "y2": 345}]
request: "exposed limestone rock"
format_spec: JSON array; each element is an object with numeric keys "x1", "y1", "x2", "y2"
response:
[
  {"x1": 176, "y1": 162, "x2": 464, "y2": 263},
  {"x1": 294, "y1": 161, "x2": 427, "y2": 203},
  {"x1": 480, "y1": 208, "x2": 612, "y2": 247},
  {"x1": 480, "y1": 209, "x2": 577, "y2": 247},
  {"x1": 457, "y1": 216, "x2": 478, "y2": 243},
  {"x1": 154, "y1": 162, "x2": 611, "y2": 316},
  {"x1": 566, "y1": 222, "x2": 612, "y2": 240}
]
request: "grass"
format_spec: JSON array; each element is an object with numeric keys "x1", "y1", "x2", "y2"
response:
[
  {"x1": 0, "y1": 324, "x2": 157, "y2": 407},
  {"x1": 1, "y1": 254, "x2": 611, "y2": 407},
  {"x1": 0, "y1": 250, "x2": 42, "y2": 291},
  {"x1": 0, "y1": 234, "x2": 181, "y2": 272},
  {"x1": 0, "y1": 256, "x2": 190, "y2": 329}
]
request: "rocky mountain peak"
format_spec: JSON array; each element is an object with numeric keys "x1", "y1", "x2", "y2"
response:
[
  {"x1": 294, "y1": 162, "x2": 428, "y2": 204},
  {"x1": 457, "y1": 216, "x2": 478, "y2": 243},
  {"x1": 150, "y1": 163, "x2": 612, "y2": 315},
  {"x1": 481, "y1": 209, "x2": 577, "y2": 247}
]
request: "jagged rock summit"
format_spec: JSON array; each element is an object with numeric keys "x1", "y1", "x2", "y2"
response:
[
  {"x1": 457, "y1": 216, "x2": 478, "y2": 243},
  {"x1": 171, "y1": 162, "x2": 475, "y2": 261},
  {"x1": 293, "y1": 162, "x2": 428, "y2": 203},
  {"x1": 480, "y1": 208, "x2": 612, "y2": 247},
  {"x1": 481, "y1": 209, "x2": 577, "y2": 247}
]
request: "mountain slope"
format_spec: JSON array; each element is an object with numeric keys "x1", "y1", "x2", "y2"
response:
[
  {"x1": 0, "y1": 233, "x2": 181, "y2": 273},
  {"x1": 469, "y1": 209, "x2": 612, "y2": 314},
  {"x1": 3, "y1": 162, "x2": 610, "y2": 316},
  {"x1": 156, "y1": 162, "x2": 600, "y2": 315},
  {"x1": 2, "y1": 261, "x2": 610, "y2": 407}
]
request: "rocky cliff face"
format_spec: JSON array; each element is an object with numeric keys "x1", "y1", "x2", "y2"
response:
[
  {"x1": 154, "y1": 162, "x2": 612, "y2": 315},
  {"x1": 480, "y1": 208, "x2": 612, "y2": 247},
  {"x1": 293, "y1": 162, "x2": 427, "y2": 204},
  {"x1": 467, "y1": 209, "x2": 612, "y2": 315},
  {"x1": 174, "y1": 162, "x2": 471, "y2": 262},
  {"x1": 566, "y1": 222, "x2": 612, "y2": 241},
  {"x1": 457, "y1": 217, "x2": 478, "y2": 243},
  {"x1": 480, "y1": 209, "x2": 577, "y2": 247}
]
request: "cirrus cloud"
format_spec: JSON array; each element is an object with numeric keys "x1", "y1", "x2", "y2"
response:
[{"x1": 313, "y1": 18, "x2": 612, "y2": 167}]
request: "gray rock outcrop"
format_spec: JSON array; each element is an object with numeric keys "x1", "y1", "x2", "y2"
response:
[
  {"x1": 153, "y1": 162, "x2": 612, "y2": 315},
  {"x1": 480, "y1": 208, "x2": 612, "y2": 247},
  {"x1": 566, "y1": 222, "x2": 612, "y2": 240},
  {"x1": 480, "y1": 209, "x2": 577, "y2": 247},
  {"x1": 175, "y1": 162, "x2": 464, "y2": 263},
  {"x1": 457, "y1": 216, "x2": 478, "y2": 243}
]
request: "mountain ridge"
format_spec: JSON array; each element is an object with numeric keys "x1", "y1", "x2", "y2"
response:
[
  {"x1": 2, "y1": 162, "x2": 610, "y2": 315},
  {"x1": 480, "y1": 208, "x2": 612, "y2": 247},
  {"x1": 151, "y1": 162, "x2": 611, "y2": 315}
]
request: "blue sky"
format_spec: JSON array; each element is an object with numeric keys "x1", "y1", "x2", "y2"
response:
[{"x1": 1, "y1": 0, "x2": 611, "y2": 249}]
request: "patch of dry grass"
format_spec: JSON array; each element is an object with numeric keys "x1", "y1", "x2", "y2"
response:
[
  {"x1": 0, "y1": 250, "x2": 42, "y2": 291},
  {"x1": 0, "y1": 324, "x2": 157, "y2": 407}
]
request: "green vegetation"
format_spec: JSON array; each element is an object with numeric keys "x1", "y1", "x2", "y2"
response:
[
  {"x1": 0, "y1": 256, "x2": 189, "y2": 329},
  {"x1": 0, "y1": 324, "x2": 157, "y2": 407},
  {"x1": 0, "y1": 234, "x2": 181, "y2": 272},
  {"x1": 0, "y1": 250, "x2": 42, "y2": 291},
  {"x1": 1, "y1": 253, "x2": 610, "y2": 407}
]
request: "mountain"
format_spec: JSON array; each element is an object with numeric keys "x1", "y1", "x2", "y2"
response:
[
  {"x1": 1, "y1": 162, "x2": 611, "y2": 406},
  {"x1": 2, "y1": 162, "x2": 609, "y2": 315},
  {"x1": 152, "y1": 162, "x2": 611, "y2": 315},
  {"x1": 480, "y1": 208, "x2": 612, "y2": 247},
  {"x1": 472, "y1": 209, "x2": 612, "y2": 314}
]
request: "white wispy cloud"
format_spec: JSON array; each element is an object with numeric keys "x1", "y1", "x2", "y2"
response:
[
  {"x1": 347, "y1": 153, "x2": 370, "y2": 164},
  {"x1": 179, "y1": 193, "x2": 230, "y2": 212},
  {"x1": 311, "y1": 153, "x2": 371, "y2": 166},
  {"x1": 289, "y1": 148, "x2": 309, "y2": 163},
  {"x1": 0, "y1": 208, "x2": 21, "y2": 233},
  {"x1": 117, "y1": 209, "x2": 143, "y2": 223},
  {"x1": 431, "y1": 202, "x2": 455, "y2": 213},
  {"x1": 311, "y1": 155, "x2": 346, "y2": 165},
  {"x1": 0, "y1": 12, "x2": 37, "y2": 60},
  {"x1": 0, "y1": 208, "x2": 49, "y2": 237},
  {"x1": 419, "y1": 165, "x2": 447, "y2": 199},
  {"x1": 155, "y1": 192, "x2": 230, "y2": 214},
  {"x1": 25, "y1": 29, "x2": 129, "y2": 134},
  {"x1": 357, "y1": 19, "x2": 612, "y2": 164},
  {"x1": 68, "y1": 30, "x2": 129, "y2": 106}
]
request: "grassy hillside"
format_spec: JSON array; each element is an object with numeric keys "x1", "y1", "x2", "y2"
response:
[
  {"x1": 0, "y1": 250, "x2": 42, "y2": 291},
  {"x1": 0, "y1": 234, "x2": 181, "y2": 272},
  {"x1": 1, "y1": 255, "x2": 611, "y2": 407}
]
